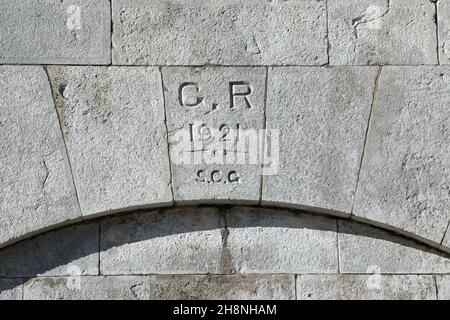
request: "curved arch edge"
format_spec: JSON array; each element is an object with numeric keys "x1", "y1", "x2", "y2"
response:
[{"x1": 1, "y1": 202, "x2": 449, "y2": 256}]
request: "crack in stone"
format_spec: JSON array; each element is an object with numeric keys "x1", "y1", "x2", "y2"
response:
[
  {"x1": 336, "y1": 219, "x2": 341, "y2": 273},
  {"x1": 158, "y1": 67, "x2": 176, "y2": 204},
  {"x1": 41, "y1": 158, "x2": 50, "y2": 189},
  {"x1": 434, "y1": 275, "x2": 439, "y2": 299},
  {"x1": 325, "y1": 0, "x2": 331, "y2": 64},
  {"x1": 439, "y1": 218, "x2": 450, "y2": 245},
  {"x1": 130, "y1": 281, "x2": 147, "y2": 300},
  {"x1": 351, "y1": 0, "x2": 390, "y2": 39},
  {"x1": 109, "y1": 0, "x2": 113, "y2": 65},
  {"x1": 219, "y1": 211, "x2": 235, "y2": 274},
  {"x1": 258, "y1": 67, "x2": 269, "y2": 204},
  {"x1": 432, "y1": 0, "x2": 440, "y2": 64}
]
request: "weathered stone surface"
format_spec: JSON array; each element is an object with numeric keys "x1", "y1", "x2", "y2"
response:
[
  {"x1": 226, "y1": 207, "x2": 338, "y2": 273},
  {"x1": 148, "y1": 275, "x2": 295, "y2": 300},
  {"x1": 0, "y1": 0, "x2": 110, "y2": 64},
  {"x1": 263, "y1": 67, "x2": 378, "y2": 214},
  {"x1": 353, "y1": 67, "x2": 450, "y2": 244},
  {"x1": 0, "y1": 224, "x2": 98, "y2": 277},
  {"x1": 24, "y1": 276, "x2": 151, "y2": 300},
  {"x1": 339, "y1": 220, "x2": 450, "y2": 274},
  {"x1": 100, "y1": 207, "x2": 224, "y2": 274},
  {"x1": 438, "y1": 0, "x2": 450, "y2": 64},
  {"x1": 24, "y1": 275, "x2": 294, "y2": 300},
  {"x1": 0, "y1": 66, "x2": 80, "y2": 247},
  {"x1": 329, "y1": 0, "x2": 438, "y2": 65},
  {"x1": 163, "y1": 67, "x2": 266, "y2": 204},
  {"x1": 112, "y1": 0, "x2": 328, "y2": 65},
  {"x1": 436, "y1": 276, "x2": 450, "y2": 300},
  {"x1": 297, "y1": 275, "x2": 436, "y2": 300},
  {"x1": 442, "y1": 229, "x2": 450, "y2": 249},
  {"x1": 0, "y1": 279, "x2": 23, "y2": 300},
  {"x1": 47, "y1": 67, "x2": 172, "y2": 216}
]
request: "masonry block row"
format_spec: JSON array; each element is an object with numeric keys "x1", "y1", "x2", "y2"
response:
[
  {"x1": 1, "y1": 207, "x2": 450, "y2": 299},
  {"x1": 2, "y1": 207, "x2": 450, "y2": 277},
  {"x1": 4, "y1": 275, "x2": 446, "y2": 300},
  {"x1": 1, "y1": 0, "x2": 450, "y2": 65}
]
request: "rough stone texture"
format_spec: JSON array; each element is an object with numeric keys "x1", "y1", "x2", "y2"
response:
[
  {"x1": 297, "y1": 275, "x2": 436, "y2": 300},
  {"x1": 0, "y1": 0, "x2": 110, "y2": 64},
  {"x1": 436, "y1": 276, "x2": 450, "y2": 300},
  {"x1": 438, "y1": 0, "x2": 450, "y2": 64},
  {"x1": 100, "y1": 207, "x2": 225, "y2": 274},
  {"x1": 147, "y1": 275, "x2": 295, "y2": 300},
  {"x1": 0, "y1": 279, "x2": 23, "y2": 300},
  {"x1": 329, "y1": 0, "x2": 438, "y2": 65},
  {"x1": 0, "y1": 224, "x2": 98, "y2": 277},
  {"x1": 353, "y1": 67, "x2": 450, "y2": 244},
  {"x1": 0, "y1": 66, "x2": 80, "y2": 247},
  {"x1": 112, "y1": 0, "x2": 328, "y2": 65},
  {"x1": 226, "y1": 207, "x2": 338, "y2": 274},
  {"x1": 163, "y1": 67, "x2": 266, "y2": 204},
  {"x1": 263, "y1": 67, "x2": 378, "y2": 215},
  {"x1": 47, "y1": 67, "x2": 173, "y2": 217},
  {"x1": 2, "y1": 0, "x2": 450, "y2": 301},
  {"x1": 339, "y1": 220, "x2": 450, "y2": 274},
  {"x1": 24, "y1": 275, "x2": 294, "y2": 300}
]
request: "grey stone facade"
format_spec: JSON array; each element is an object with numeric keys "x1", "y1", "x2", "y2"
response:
[{"x1": 1, "y1": 0, "x2": 449, "y2": 300}]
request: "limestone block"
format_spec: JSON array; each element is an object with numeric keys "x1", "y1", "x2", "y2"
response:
[
  {"x1": 147, "y1": 275, "x2": 295, "y2": 300},
  {"x1": 297, "y1": 275, "x2": 436, "y2": 300},
  {"x1": 162, "y1": 67, "x2": 266, "y2": 204},
  {"x1": 226, "y1": 207, "x2": 338, "y2": 274},
  {"x1": 438, "y1": 0, "x2": 450, "y2": 64},
  {"x1": 0, "y1": 0, "x2": 110, "y2": 64},
  {"x1": 436, "y1": 276, "x2": 450, "y2": 300},
  {"x1": 112, "y1": 0, "x2": 328, "y2": 65},
  {"x1": 339, "y1": 220, "x2": 450, "y2": 274},
  {"x1": 0, "y1": 279, "x2": 23, "y2": 300},
  {"x1": 0, "y1": 224, "x2": 99, "y2": 277},
  {"x1": 47, "y1": 67, "x2": 173, "y2": 216},
  {"x1": 24, "y1": 274, "x2": 294, "y2": 300},
  {"x1": 263, "y1": 67, "x2": 378, "y2": 214},
  {"x1": 353, "y1": 67, "x2": 450, "y2": 244},
  {"x1": 329, "y1": 0, "x2": 438, "y2": 65},
  {"x1": 24, "y1": 276, "x2": 151, "y2": 300},
  {"x1": 0, "y1": 66, "x2": 80, "y2": 247},
  {"x1": 100, "y1": 207, "x2": 225, "y2": 274}
]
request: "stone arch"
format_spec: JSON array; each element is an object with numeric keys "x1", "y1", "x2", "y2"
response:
[
  {"x1": 0, "y1": 206, "x2": 449, "y2": 300},
  {"x1": 1, "y1": 66, "x2": 449, "y2": 255},
  {"x1": 1, "y1": 0, "x2": 449, "y2": 301}
]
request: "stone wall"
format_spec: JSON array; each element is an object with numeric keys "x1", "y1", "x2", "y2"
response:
[
  {"x1": 0, "y1": 0, "x2": 449, "y2": 299},
  {"x1": 1, "y1": 206, "x2": 450, "y2": 300}
]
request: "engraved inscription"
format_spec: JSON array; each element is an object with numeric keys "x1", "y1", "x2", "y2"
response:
[
  {"x1": 195, "y1": 170, "x2": 241, "y2": 184},
  {"x1": 168, "y1": 70, "x2": 278, "y2": 196},
  {"x1": 229, "y1": 81, "x2": 252, "y2": 109},
  {"x1": 178, "y1": 82, "x2": 204, "y2": 107},
  {"x1": 178, "y1": 81, "x2": 253, "y2": 110},
  {"x1": 188, "y1": 123, "x2": 241, "y2": 144}
]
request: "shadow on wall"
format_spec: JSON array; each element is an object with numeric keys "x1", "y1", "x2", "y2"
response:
[{"x1": 1, "y1": 205, "x2": 450, "y2": 295}]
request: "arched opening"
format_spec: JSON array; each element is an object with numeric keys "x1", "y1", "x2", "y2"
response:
[{"x1": 0, "y1": 206, "x2": 448, "y2": 300}]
